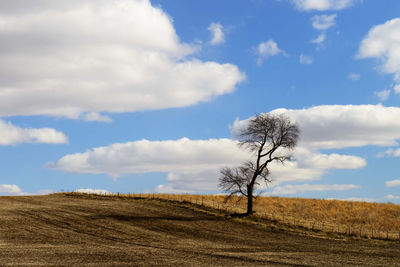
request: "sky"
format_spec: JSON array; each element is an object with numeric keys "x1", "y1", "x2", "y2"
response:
[{"x1": 0, "y1": 0, "x2": 400, "y2": 203}]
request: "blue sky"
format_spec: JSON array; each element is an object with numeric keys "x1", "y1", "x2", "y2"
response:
[{"x1": 0, "y1": 0, "x2": 400, "y2": 202}]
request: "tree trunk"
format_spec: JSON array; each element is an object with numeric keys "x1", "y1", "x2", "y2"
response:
[{"x1": 246, "y1": 184, "x2": 253, "y2": 215}]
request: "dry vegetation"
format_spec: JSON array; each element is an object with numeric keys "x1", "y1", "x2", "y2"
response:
[
  {"x1": 0, "y1": 193, "x2": 399, "y2": 266},
  {"x1": 126, "y1": 193, "x2": 400, "y2": 240}
]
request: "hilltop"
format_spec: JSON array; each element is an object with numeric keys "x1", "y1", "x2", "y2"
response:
[{"x1": 0, "y1": 193, "x2": 399, "y2": 266}]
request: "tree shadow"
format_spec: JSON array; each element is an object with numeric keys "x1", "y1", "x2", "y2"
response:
[
  {"x1": 229, "y1": 212, "x2": 251, "y2": 218},
  {"x1": 91, "y1": 214, "x2": 227, "y2": 222}
]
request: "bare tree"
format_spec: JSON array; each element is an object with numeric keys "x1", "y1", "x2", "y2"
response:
[{"x1": 219, "y1": 113, "x2": 300, "y2": 215}]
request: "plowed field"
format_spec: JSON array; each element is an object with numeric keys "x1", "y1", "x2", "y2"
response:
[{"x1": 0, "y1": 194, "x2": 398, "y2": 266}]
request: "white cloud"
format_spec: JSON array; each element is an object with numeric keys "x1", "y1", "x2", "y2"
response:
[
  {"x1": 0, "y1": 184, "x2": 26, "y2": 195},
  {"x1": 0, "y1": 120, "x2": 67, "y2": 145},
  {"x1": 394, "y1": 84, "x2": 400, "y2": 94},
  {"x1": 47, "y1": 138, "x2": 250, "y2": 178},
  {"x1": 156, "y1": 184, "x2": 196, "y2": 194},
  {"x1": 156, "y1": 170, "x2": 220, "y2": 193},
  {"x1": 0, "y1": 185, "x2": 53, "y2": 196},
  {"x1": 0, "y1": 0, "x2": 244, "y2": 119},
  {"x1": 55, "y1": 103, "x2": 400, "y2": 193},
  {"x1": 256, "y1": 39, "x2": 286, "y2": 65},
  {"x1": 299, "y1": 151, "x2": 366, "y2": 170},
  {"x1": 49, "y1": 104, "x2": 400, "y2": 193},
  {"x1": 379, "y1": 147, "x2": 400, "y2": 158},
  {"x1": 83, "y1": 112, "x2": 113, "y2": 123},
  {"x1": 267, "y1": 151, "x2": 365, "y2": 185},
  {"x1": 358, "y1": 18, "x2": 400, "y2": 96},
  {"x1": 386, "y1": 179, "x2": 400, "y2": 187},
  {"x1": 348, "y1": 73, "x2": 361, "y2": 81},
  {"x1": 269, "y1": 183, "x2": 360, "y2": 195},
  {"x1": 328, "y1": 197, "x2": 377, "y2": 202},
  {"x1": 311, "y1": 33, "x2": 327, "y2": 45},
  {"x1": 156, "y1": 154, "x2": 362, "y2": 194},
  {"x1": 292, "y1": 0, "x2": 357, "y2": 11},
  {"x1": 75, "y1": 188, "x2": 111, "y2": 195},
  {"x1": 208, "y1": 22, "x2": 225, "y2": 45},
  {"x1": 341, "y1": 197, "x2": 376, "y2": 202},
  {"x1": 386, "y1": 194, "x2": 400, "y2": 200},
  {"x1": 232, "y1": 105, "x2": 400, "y2": 149},
  {"x1": 309, "y1": 14, "x2": 336, "y2": 48},
  {"x1": 375, "y1": 89, "x2": 390, "y2": 101},
  {"x1": 34, "y1": 189, "x2": 54, "y2": 195},
  {"x1": 158, "y1": 151, "x2": 365, "y2": 193},
  {"x1": 300, "y1": 54, "x2": 313, "y2": 64},
  {"x1": 48, "y1": 136, "x2": 365, "y2": 192},
  {"x1": 311, "y1": 14, "x2": 337, "y2": 30}
]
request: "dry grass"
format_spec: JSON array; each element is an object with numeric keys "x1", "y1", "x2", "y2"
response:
[
  {"x1": 0, "y1": 193, "x2": 399, "y2": 266},
  {"x1": 123, "y1": 193, "x2": 400, "y2": 240}
]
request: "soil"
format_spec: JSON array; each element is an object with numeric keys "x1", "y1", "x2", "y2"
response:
[{"x1": 0, "y1": 194, "x2": 398, "y2": 266}]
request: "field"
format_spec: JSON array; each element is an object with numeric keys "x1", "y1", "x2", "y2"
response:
[
  {"x1": 0, "y1": 193, "x2": 399, "y2": 266},
  {"x1": 133, "y1": 194, "x2": 400, "y2": 240}
]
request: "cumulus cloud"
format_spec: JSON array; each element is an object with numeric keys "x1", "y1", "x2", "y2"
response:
[
  {"x1": 300, "y1": 54, "x2": 313, "y2": 64},
  {"x1": 0, "y1": 185, "x2": 53, "y2": 196},
  {"x1": 47, "y1": 138, "x2": 250, "y2": 177},
  {"x1": 266, "y1": 152, "x2": 365, "y2": 186},
  {"x1": 48, "y1": 136, "x2": 365, "y2": 192},
  {"x1": 299, "y1": 151, "x2": 366, "y2": 170},
  {"x1": 49, "y1": 104, "x2": 400, "y2": 194},
  {"x1": 269, "y1": 183, "x2": 360, "y2": 195},
  {"x1": 292, "y1": 0, "x2": 358, "y2": 11},
  {"x1": 232, "y1": 105, "x2": 400, "y2": 149},
  {"x1": 386, "y1": 179, "x2": 400, "y2": 187},
  {"x1": 162, "y1": 156, "x2": 361, "y2": 193},
  {"x1": 158, "y1": 151, "x2": 365, "y2": 193},
  {"x1": 311, "y1": 14, "x2": 337, "y2": 30},
  {"x1": 208, "y1": 22, "x2": 225, "y2": 45},
  {"x1": 54, "y1": 104, "x2": 400, "y2": 193},
  {"x1": 348, "y1": 73, "x2": 361, "y2": 81},
  {"x1": 75, "y1": 188, "x2": 111, "y2": 195},
  {"x1": 0, "y1": 120, "x2": 67, "y2": 145},
  {"x1": 0, "y1": 0, "x2": 244, "y2": 119},
  {"x1": 358, "y1": 18, "x2": 400, "y2": 96},
  {"x1": 0, "y1": 184, "x2": 25, "y2": 195},
  {"x1": 256, "y1": 39, "x2": 286, "y2": 65}
]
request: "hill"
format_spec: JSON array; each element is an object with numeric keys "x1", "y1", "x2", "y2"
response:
[
  {"x1": 135, "y1": 194, "x2": 400, "y2": 240},
  {"x1": 0, "y1": 193, "x2": 399, "y2": 266}
]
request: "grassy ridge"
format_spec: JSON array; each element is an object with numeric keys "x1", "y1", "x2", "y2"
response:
[{"x1": 111, "y1": 193, "x2": 400, "y2": 240}]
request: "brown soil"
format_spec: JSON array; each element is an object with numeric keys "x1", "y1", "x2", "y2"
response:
[{"x1": 0, "y1": 194, "x2": 398, "y2": 266}]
